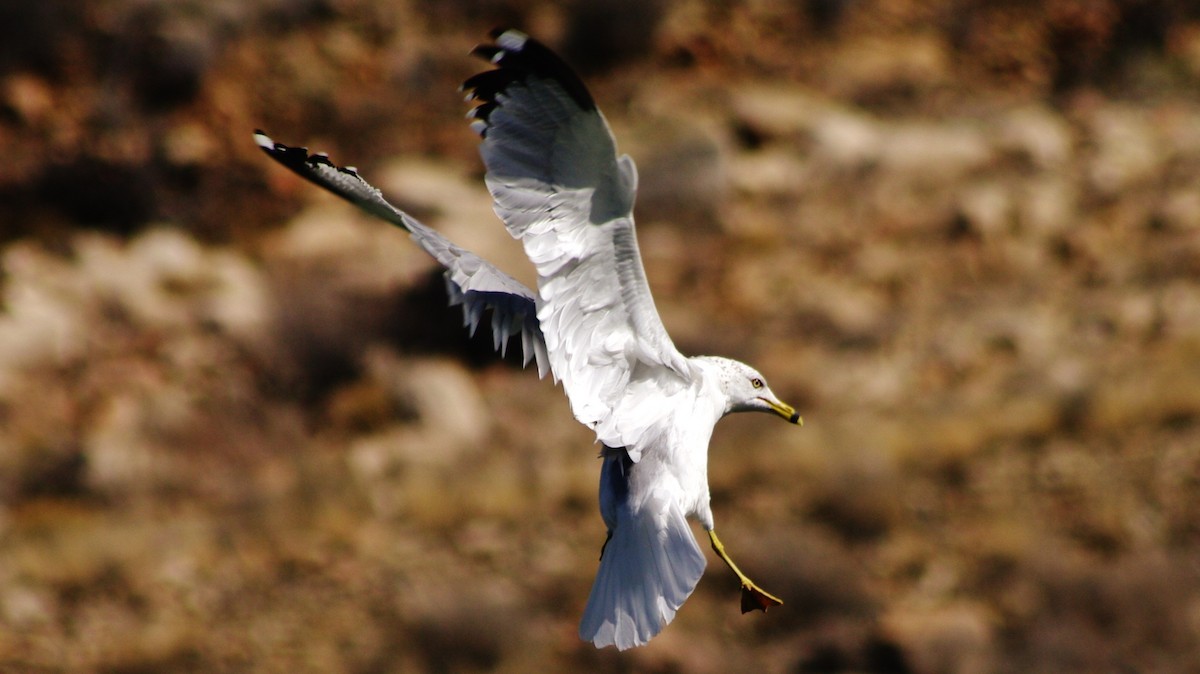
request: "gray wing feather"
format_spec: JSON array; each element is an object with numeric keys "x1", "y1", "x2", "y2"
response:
[
  {"x1": 254, "y1": 131, "x2": 549, "y2": 377},
  {"x1": 463, "y1": 31, "x2": 689, "y2": 448}
]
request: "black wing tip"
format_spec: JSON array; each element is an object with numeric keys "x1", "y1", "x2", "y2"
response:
[
  {"x1": 253, "y1": 129, "x2": 360, "y2": 178},
  {"x1": 253, "y1": 129, "x2": 281, "y2": 152},
  {"x1": 462, "y1": 28, "x2": 596, "y2": 124},
  {"x1": 253, "y1": 129, "x2": 310, "y2": 167}
]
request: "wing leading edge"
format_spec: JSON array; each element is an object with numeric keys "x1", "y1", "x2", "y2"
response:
[
  {"x1": 254, "y1": 131, "x2": 549, "y2": 376},
  {"x1": 463, "y1": 30, "x2": 691, "y2": 456}
]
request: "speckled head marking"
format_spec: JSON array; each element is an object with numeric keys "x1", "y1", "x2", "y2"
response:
[{"x1": 697, "y1": 356, "x2": 802, "y2": 424}]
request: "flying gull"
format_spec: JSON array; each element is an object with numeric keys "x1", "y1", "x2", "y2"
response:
[{"x1": 255, "y1": 28, "x2": 803, "y2": 650}]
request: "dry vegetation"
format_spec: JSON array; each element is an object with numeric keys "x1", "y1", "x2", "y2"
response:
[{"x1": 2, "y1": 1, "x2": 1200, "y2": 672}]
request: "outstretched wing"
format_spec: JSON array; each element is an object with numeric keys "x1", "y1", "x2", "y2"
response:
[
  {"x1": 463, "y1": 30, "x2": 691, "y2": 456},
  {"x1": 254, "y1": 131, "x2": 549, "y2": 376}
]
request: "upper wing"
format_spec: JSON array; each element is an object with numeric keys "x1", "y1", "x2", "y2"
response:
[
  {"x1": 254, "y1": 131, "x2": 549, "y2": 377},
  {"x1": 463, "y1": 29, "x2": 691, "y2": 453}
]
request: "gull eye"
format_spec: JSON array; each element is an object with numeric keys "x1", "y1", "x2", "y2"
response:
[{"x1": 750, "y1": 377, "x2": 764, "y2": 389}]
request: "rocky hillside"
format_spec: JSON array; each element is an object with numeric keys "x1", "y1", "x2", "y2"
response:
[{"x1": 2, "y1": 1, "x2": 1199, "y2": 672}]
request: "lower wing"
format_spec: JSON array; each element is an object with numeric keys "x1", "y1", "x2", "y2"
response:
[{"x1": 254, "y1": 131, "x2": 549, "y2": 376}]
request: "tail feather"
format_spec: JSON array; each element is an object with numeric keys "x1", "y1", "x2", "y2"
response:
[{"x1": 579, "y1": 492, "x2": 706, "y2": 650}]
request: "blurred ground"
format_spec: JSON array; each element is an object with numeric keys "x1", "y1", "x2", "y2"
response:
[{"x1": 2, "y1": 1, "x2": 1200, "y2": 672}]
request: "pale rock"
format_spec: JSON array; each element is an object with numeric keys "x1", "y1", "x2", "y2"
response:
[
  {"x1": 811, "y1": 108, "x2": 884, "y2": 168},
  {"x1": 202, "y1": 249, "x2": 272, "y2": 346},
  {"x1": 1161, "y1": 281, "x2": 1200, "y2": 339},
  {"x1": 879, "y1": 122, "x2": 993, "y2": 183},
  {"x1": 0, "y1": 230, "x2": 274, "y2": 495},
  {"x1": 0, "y1": 243, "x2": 86, "y2": 392},
  {"x1": 854, "y1": 241, "x2": 911, "y2": 285},
  {"x1": 3, "y1": 73, "x2": 54, "y2": 124},
  {"x1": 162, "y1": 122, "x2": 216, "y2": 166},
  {"x1": 799, "y1": 277, "x2": 889, "y2": 345},
  {"x1": 1017, "y1": 177, "x2": 1076, "y2": 238},
  {"x1": 374, "y1": 354, "x2": 490, "y2": 451},
  {"x1": 350, "y1": 352, "x2": 489, "y2": 473},
  {"x1": 831, "y1": 352, "x2": 911, "y2": 408},
  {"x1": 1047, "y1": 356, "x2": 1091, "y2": 399},
  {"x1": 1086, "y1": 104, "x2": 1164, "y2": 195},
  {"x1": 73, "y1": 233, "x2": 185, "y2": 328},
  {"x1": 1160, "y1": 188, "x2": 1200, "y2": 231},
  {"x1": 728, "y1": 148, "x2": 810, "y2": 198},
  {"x1": 998, "y1": 105, "x2": 1074, "y2": 169},
  {"x1": 827, "y1": 33, "x2": 951, "y2": 97},
  {"x1": 881, "y1": 603, "x2": 996, "y2": 674},
  {"x1": 1157, "y1": 103, "x2": 1200, "y2": 159},
  {"x1": 84, "y1": 395, "x2": 166, "y2": 494},
  {"x1": 77, "y1": 229, "x2": 270, "y2": 345},
  {"x1": 1, "y1": 583, "x2": 55, "y2": 628},
  {"x1": 1116, "y1": 291, "x2": 1158, "y2": 338},
  {"x1": 957, "y1": 181, "x2": 1012, "y2": 238},
  {"x1": 268, "y1": 205, "x2": 429, "y2": 291},
  {"x1": 1000, "y1": 301, "x2": 1066, "y2": 363},
  {"x1": 348, "y1": 354, "x2": 493, "y2": 517},
  {"x1": 730, "y1": 84, "x2": 831, "y2": 139}
]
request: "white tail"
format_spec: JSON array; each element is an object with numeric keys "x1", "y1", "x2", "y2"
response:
[{"x1": 578, "y1": 491, "x2": 707, "y2": 649}]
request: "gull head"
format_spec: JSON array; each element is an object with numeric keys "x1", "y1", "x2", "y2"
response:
[{"x1": 701, "y1": 357, "x2": 803, "y2": 425}]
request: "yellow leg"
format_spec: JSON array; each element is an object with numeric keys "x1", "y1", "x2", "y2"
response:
[{"x1": 708, "y1": 530, "x2": 783, "y2": 613}]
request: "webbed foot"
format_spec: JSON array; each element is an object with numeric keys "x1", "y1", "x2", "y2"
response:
[{"x1": 740, "y1": 582, "x2": 784, "y2": 613}]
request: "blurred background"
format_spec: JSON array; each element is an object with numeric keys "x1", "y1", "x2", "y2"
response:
[{"x1": 2, "y1": 0, "x2": 1200, "y2": 672}]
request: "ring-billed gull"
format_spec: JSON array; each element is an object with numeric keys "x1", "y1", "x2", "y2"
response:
[{"x1": 255, "y1": 28, "x2": 802, "y2": 650}]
